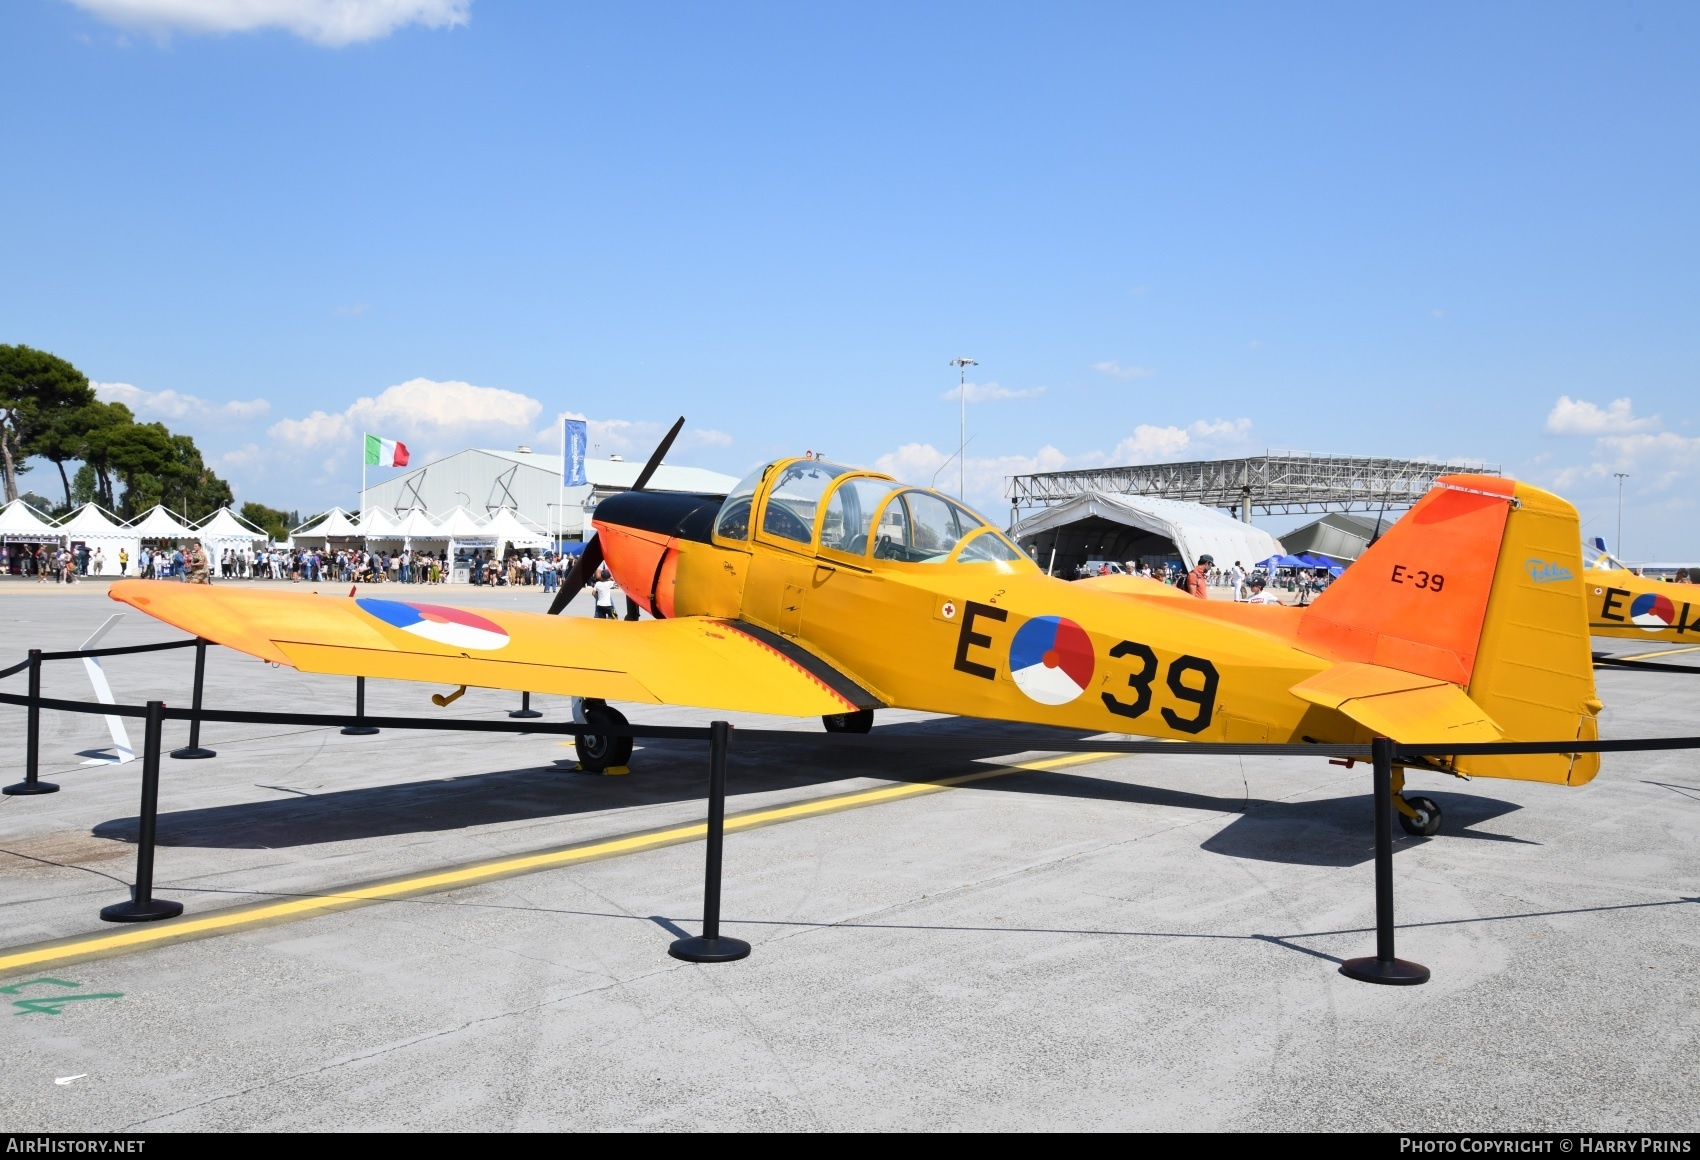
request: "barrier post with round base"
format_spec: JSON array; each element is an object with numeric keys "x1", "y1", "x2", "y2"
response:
[
  {"x1": 4, "y1": 650, "x2": 58, "y2": 796},
  {"x1": 508, "y1": 691, "x2": 542, "y2": 719},
  {"x1": 1340, "y1": 736, "x2": 1430, "y2": 986},
  {"x1": 170, "y1": 638, "x2": 216, "y2": 760},
  {"x1": 340, "y1": 676, "x2": 380, "y2": 736},
  {"x1": 101, "y1": 701, "x2": 184, "y2": 923},
  {"x1": 669, "y1": 721, "x2": 751, "y2": 964}
]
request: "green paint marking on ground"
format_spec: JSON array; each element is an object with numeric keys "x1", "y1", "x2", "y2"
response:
[
  {"x1": 14, "y1": 994, "x2": 124, "y2": 1016},
  {"x1": 3, "y1": 978, "x2": 124, "y2": 1014}
]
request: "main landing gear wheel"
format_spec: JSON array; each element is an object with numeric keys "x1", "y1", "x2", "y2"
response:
[
  {"x1": 1399, "y1": 795, "x2": 1442, "y2": 837},
  {"x1": 576, "y1": 703, "x2": 633, "y2": 773},
  {"x1": 822, "y1": 709, "x2": 874, "y2": 734}
]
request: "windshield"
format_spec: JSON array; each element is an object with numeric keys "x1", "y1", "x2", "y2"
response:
[
  {"x1": 761, "y1": 460, "x2": 850, "y2": 543},
  {"x1": 954, "y1": 528, "x2": 1024, "y2": 564},
  {"x1": 871, "y1": 490, "x2": 986, "y2": 563},
  {"x1": 713, "y1": 461, "x2": 775, "y2": 541}
]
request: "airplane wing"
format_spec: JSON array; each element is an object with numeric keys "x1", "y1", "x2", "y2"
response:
[
  {"x1": 1289, "y1": 662, "x2": 1503, "y2": 744},
  {"x1": 107, "y1": 580, "x2": 876, "y2": 718}
]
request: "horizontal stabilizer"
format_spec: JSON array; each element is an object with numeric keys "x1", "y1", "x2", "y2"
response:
[{"x1": 1290, "y1": 662, "x2": 1502, "y2": 745}]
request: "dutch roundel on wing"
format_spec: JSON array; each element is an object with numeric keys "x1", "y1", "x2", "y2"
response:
[{"x1": 357, "y1": 599, "x2": 511, "y2": 651}]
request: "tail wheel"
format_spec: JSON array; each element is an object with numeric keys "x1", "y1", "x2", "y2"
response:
[
  {"x1": 576, "y1": 705, "x2": 634, "y2": 772},
  {"x1": 1398, "y1": 795, "x2": 1442, "y2": 837},
  {"x1": 822, "y1": 709, "x2": 874, "y2": 734}
]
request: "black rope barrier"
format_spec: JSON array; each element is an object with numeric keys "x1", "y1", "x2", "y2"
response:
[
  {"x1": 5, "y1": 642, "x2": 1700, "y2": 987},
  {"x1": 34, "y1": 638, "x2": 200, "y2": 662},
  {"x1": 1594, "y1": 655, "x2": 1700, "y2": 674}
]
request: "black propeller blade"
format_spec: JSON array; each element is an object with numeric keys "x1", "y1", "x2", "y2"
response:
[
  {"x1": 631, "y1": 416, "x2": 685, "y2": 492},
  {"x1": 546, "y1": 416, "x2": 685, "y2": 615},
  {"x1": 547, "y1": 534, "x2": 602, "y2": 615}
]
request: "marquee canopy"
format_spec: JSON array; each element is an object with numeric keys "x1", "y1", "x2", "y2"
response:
[
  {"x1": 196, "y1": 507, "x2": 270, "y2": 542},
  {"x1": 298, "y1": 508, "x2": 361, "y2": 537},
  {"x1": 126, "y1": 505, "x2": 195, "y2": 540},
  {"x1": 0, "y1": 498, "x2": 60, "y2": 542},
  {"x1": 1012, "y1": 490, "x2": 1285, "y2": 572},
  {"x1": 56, "y1": 503, "x2": 129, "y2": 538}
]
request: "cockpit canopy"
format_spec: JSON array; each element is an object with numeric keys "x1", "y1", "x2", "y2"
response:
[{"x1": 713, "y1": 458, "x2": 1029, "y2": 568}]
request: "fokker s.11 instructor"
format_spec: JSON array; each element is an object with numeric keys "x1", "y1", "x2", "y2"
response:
[{"x1": 110, "y1": 420, "x2": 1604, "y2": 835}]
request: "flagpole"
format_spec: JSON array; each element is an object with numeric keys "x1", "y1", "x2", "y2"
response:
[
  {"x1": 360, "y1": 432, "x2": 367, "y2": 517},
  {"x1": 558, "y1": 415, "x2": 566, "y2": 553}
]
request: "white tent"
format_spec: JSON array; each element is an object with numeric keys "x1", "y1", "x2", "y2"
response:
[
  {"x1": 358, "y1": 508, "x2": 399, "y2": 537},
  {"x1": 1, "y1": 498, "x2": 62, "y2": 542},
  {"x1": 127, "y1": 505, "x2": 196, "y2": 541},
  {"x1": 55, "y1": 504, "x2": 140, "y2": 577},
  {"x1": 388, "y1": 509, "x2": 447, "y2": 543},
  {"x1": 1, "y1": 499, "x2": 61, "y2": 575},
  {"x1": 483, "y1": 508, "x2": 549, "y2": 554},
  {"x1": 195, "y1": 507, "x2": 270, "y2": 571},
  {"x1": 432, "y1": 506, "x2": 489, "y2": 539},
  {"x1": 1011, "y1": 490, "x2": 1285, "y2": 572},
  {"x1": 293, "y1": 508, "x2": 361, "y2": 538},
  {"x1": 196, "y1": 507, "x2": 269, "y2": 541}
]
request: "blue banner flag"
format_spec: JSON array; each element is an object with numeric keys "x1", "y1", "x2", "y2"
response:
[{"x1": 564, "y1": 419, "x2": 588, "y2": 486}]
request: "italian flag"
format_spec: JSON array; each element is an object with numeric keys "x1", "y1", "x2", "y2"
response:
[{"x1": 365, "y1": 434, "x2": 410, "y2": 467}]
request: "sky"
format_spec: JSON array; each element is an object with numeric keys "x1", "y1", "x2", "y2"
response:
[{"x1": 2, "y1": 0, "x2": 1697, "y2": 557}]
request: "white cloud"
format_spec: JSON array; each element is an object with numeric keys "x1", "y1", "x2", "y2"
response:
[
  {"x1": 1545, "y1": 396, "x2": 1660, "y2": 436},
  {"x1": 66, "y1": 0, "x2": 469, "y2": 46},
  {"x1": 334, "y1": 303, "x2": 370, "y2": 318},
  {"x1": 270, "y1": 377, "x2": 541, "y2": 449},
  {"x1": 1541, "y1": 396, "x2": 1699, "y2": 497},
  {"x1": 939, "y1": 380, "x2": 1046, "y2": 403},
  {"x1": 94, "y1": 380, "x2": 269, "y2": 422},
  {"x1": 1092, "y1": 361, "x2": 1155, "y2": 380}
]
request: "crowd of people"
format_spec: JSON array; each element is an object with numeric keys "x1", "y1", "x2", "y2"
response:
[
  {"x1": 1070, "y1": 555, "x2": 1336, "y2": 605},
  {"x1": 1, "y1": 541, "x2": 582, "y2": 589}
]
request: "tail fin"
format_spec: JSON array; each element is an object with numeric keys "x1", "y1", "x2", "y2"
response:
[{"x1": 1299, "y1": 474, "x2": 1601, "y2": 785}]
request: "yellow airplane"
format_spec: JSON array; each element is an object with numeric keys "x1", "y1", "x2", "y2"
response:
[
  {"x1": 109, "y1": 424, "x2": 1604, "y2": 838},
  {"x1": 1580, "y1": 537, "x2": 1700, "y2": 643}
]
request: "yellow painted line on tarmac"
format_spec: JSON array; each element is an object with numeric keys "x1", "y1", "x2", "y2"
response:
[
  {"x1": 1614, "y1": 644, "x2": 1700, "y2": 662},
  {"x1": 0, "y1": 749, "x2": 1112, "y2": 976}
]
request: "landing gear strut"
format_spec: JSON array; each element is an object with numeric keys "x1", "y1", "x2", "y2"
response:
[{"x1": 1391, "y1": 769, "x2": 1442, "y2": 836}]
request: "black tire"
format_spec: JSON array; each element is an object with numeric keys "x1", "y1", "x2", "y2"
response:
[
  {"x1": 576, "y1": 704, "x2": 634, "y2": 771},
  {"x1": 822, "y1": 709, "x2": 874, "y2": 734},
  {"x1": 1398, "y1": 795, "x2": 1442, "y2": 837}
]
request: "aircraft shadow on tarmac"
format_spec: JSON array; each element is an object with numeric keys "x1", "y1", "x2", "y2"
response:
[
  {"x1": 91, "y1": 718, "x2": 1095, "y2": 850},
  {"x1": 91, "y1": 715, "x2": 1531, "y2": 865}
]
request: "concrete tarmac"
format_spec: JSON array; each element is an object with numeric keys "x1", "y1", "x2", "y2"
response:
[{"x1": 0, "y1": 579, "x2": 1696, "y2": 1132}]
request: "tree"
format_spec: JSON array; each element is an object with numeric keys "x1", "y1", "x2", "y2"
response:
[
  {"x1": 241, "y1": 502, "x2": 293, "y2": 542},
  {"x1": 31, "y1": 399, "x2": 130, "y2": 512},
  {"x1": 0, "y1": 345, "x2": 95, "y2": 504}
]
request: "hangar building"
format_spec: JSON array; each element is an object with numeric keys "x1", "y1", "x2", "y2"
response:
[
  {"x1": 359, "y1": 447, "x2": 740, "y2": 540},
  {"x1": 1005, "y1": 451, "x2": 1495, "y2": 577}
]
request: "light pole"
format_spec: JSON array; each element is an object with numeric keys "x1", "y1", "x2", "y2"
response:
[
  {"x1": 1614, "y1": 472, "x2": 1629, "y2": 560},
  {"x1": 949, "y1": 357, "x2": 977, "y2": 500}
]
